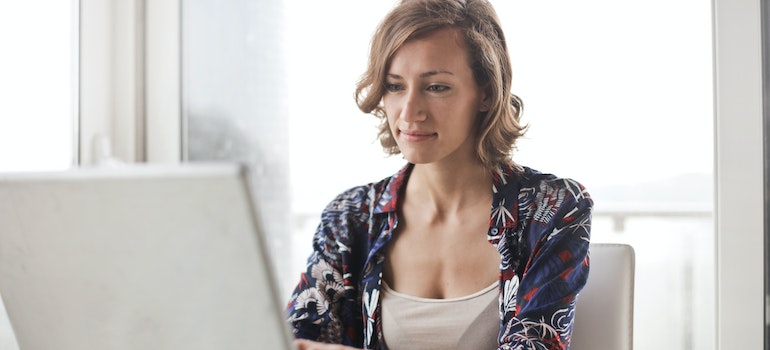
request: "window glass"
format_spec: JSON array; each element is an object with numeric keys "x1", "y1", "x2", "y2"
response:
[
  {"x1": 494, "y1": 3, "x2": 714, "y2": 348},
  {"x1": 0, "y1": 2, "x2": 76, "y2": 172},
  {"x1": 181, "y1": 0, "x2": 294, "y2": 294}
]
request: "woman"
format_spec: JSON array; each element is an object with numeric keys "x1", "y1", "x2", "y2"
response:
[{"x1": 287, "y1": 0, "x2": 592, "y2": 349}]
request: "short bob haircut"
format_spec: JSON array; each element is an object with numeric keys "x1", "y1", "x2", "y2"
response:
[{"x1": 355, "y1": 0, "x2": 526, "y2": 172}]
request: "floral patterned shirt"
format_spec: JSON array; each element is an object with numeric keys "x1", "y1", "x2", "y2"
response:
[{"x1": 286, "y1": 163, "x2": 592, "y2": 349}]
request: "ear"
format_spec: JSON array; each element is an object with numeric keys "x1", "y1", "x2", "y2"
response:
[{"x1": 479, "y1": 91, "x2": 491, "y2": 112}]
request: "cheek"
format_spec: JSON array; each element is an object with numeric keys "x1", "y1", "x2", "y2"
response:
[
  {"x1": 382, "y1": 99, "x2": 397, "y2": 125},
  {"x1": 386, "y1": 115, "x2": 399, "y2": 137},
  {"x1": 381, "y1": 96, "x2": 394, "y2": 115}
]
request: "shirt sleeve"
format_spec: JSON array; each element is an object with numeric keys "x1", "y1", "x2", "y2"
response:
[
  {"x1": 285, "y1": 187, "x2": 368, "y2": 348},
  {"x1": 499, "y1": 178, "x2": 592, "y2": 350}
]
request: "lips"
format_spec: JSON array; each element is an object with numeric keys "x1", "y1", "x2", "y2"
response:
[{"x1": 399, "y1": 129, "x2": 437, "y2": 142}]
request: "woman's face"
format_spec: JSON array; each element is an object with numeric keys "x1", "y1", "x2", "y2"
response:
[{"x1": 382, "y1": 27, "x2": 487, "y2": 168}]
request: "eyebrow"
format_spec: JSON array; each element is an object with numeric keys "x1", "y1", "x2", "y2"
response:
[{"x1": 387, "y1": 70, "x2": 455, "y2": 79}]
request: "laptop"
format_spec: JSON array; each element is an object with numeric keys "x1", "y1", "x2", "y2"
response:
[{"x1": 0, "y1": 163, "x2": 296, "y2": 350}]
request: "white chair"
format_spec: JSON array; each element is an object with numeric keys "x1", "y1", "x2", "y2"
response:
[{"x1": 571, "y1": 243, "x2": 635, "y2": 350}]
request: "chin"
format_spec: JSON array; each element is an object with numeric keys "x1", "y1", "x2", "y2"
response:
[{"x1": 400, "y1": 153, "x2": 436, "y2": 165}]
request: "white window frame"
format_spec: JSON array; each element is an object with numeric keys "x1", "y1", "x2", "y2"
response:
[
  {"x1": 712, "y1": 0, "x2": 765, "y2": 348},
  {"x1": 79, "y1": 0, "x2": 140, "y2": 165},
  {"x1": 79, "y1": 0, "x2": 179, "y2": 165},
  {"x1": 145, "y1": 0, "x2": 180, "y2": 163}
]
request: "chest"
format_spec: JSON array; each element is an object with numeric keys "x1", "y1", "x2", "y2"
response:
[{"x1": 382, "y1": 208, "x2": 501, "y2": 299}]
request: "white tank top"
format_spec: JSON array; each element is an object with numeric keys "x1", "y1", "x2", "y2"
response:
[{"x1": 380, "y1": 281, "x2": 500, "y2": 349}]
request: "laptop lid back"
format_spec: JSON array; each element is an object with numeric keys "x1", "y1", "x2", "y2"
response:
[{"x1": 0, "y1": 163, "x2": 294, "y2": 350}]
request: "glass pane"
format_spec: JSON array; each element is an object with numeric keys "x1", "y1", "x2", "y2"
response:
[
  {"x1": 0, "y1": 1, "x2": 76, "y2": 172},
  {"x1": 494, "y1": 2, "x2": 714, "y2": 349},
  {"x1": 181, "y1": 0, "x2": 294, "y2": 294}
]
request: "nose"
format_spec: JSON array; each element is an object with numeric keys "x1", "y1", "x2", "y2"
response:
[{"x1": 400, "y1": 89, "x2": 426, "y2": 123}]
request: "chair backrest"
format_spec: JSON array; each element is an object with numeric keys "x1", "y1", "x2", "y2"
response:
[{"x1": 571, "y1": 243, "x2": 635, "y2": 350}]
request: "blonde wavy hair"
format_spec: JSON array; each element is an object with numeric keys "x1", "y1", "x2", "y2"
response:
[{"x1": 355, "y1": 0, "x2": 526, "y2": 172}]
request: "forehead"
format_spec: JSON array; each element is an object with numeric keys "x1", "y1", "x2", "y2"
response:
[{"x1": 388, "y1": 27, "x2": 471, "y2": 72}]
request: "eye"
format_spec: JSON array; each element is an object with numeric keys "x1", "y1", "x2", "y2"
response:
[
  {"x1": 384, "y1": 82, "x2": 404, "y2": 92},
  {"x1": 426, "y1": 84, "x2": 450, "y2": 93}
]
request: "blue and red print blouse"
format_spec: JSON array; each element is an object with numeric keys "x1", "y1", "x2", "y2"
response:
[{"x1": 286, "y1": 163, "x2": 592, "y2": 350}]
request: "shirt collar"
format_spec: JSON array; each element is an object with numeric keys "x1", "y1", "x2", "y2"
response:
[
  {"x1": 372, "y1": 163, "x2": 412, "y2": 215},
  {"x1": 371, "y1": 162, "x2": 522, "y2": 229},
  {"x1": 490, "y1": 163, "x2": 521, "y2": 228}
]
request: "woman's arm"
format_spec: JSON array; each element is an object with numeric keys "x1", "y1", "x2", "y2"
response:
[
  {"x1": 286, "y1": 187, "x2": 370, "y2": 347},
  {"x1": 499, "y1": 178, "x2": 592, "y2": 350}
]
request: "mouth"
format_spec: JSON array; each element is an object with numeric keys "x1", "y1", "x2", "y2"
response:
[{"x1": 399, "y1": 129, "x2": 437, "y2": 142}]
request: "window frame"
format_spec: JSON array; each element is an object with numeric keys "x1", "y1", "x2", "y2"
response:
[
  {"x1": 712, "y1": 0, "x2": 765, "y2": 348},
  {"x1": 79, "y1": 0, "x2": 180, "y2": 166}
]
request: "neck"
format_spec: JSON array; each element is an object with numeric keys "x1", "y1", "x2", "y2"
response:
[{"x1": 406, "y1": 161, "x2": 492, "y2": 215}]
